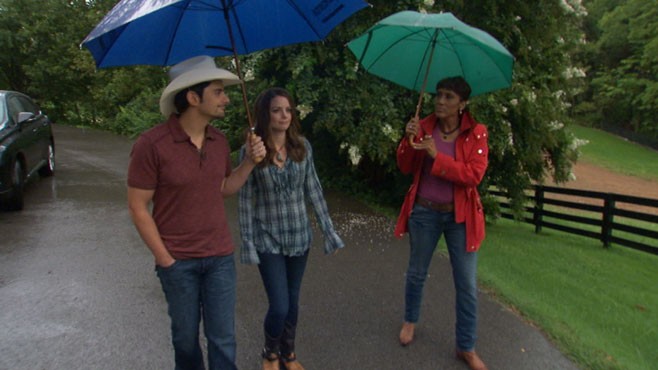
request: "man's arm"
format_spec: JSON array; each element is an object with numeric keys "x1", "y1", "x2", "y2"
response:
[
  {"x1": 222, "y1": 158, "x2": 257, "y2": 196},
  {"x1": 221, "y1": 133, "x2": 265, "y2": 196},
  {"x1": 127, "y1": 187, "x2": 175, "y2": 267}
]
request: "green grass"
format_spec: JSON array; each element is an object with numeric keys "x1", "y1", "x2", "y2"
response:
[
  {"x1": 477, "y1": 220, "x2": 658, "y2": 370},
  {"x1": 462, "y1": 126, "x2": 658, "y2": 369},
  {"x1": 568, "y1": 125, "x2": 658, "y2": 182}
]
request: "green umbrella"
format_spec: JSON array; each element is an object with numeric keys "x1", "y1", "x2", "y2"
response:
[{"x1": 347, "y1": 10, "x2": 514, "y2": 117}]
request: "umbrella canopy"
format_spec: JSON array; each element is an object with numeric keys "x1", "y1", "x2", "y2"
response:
[
  {"x1": 81, "y1": 0, "x2": 369, "y2": 127},
  {"x1": 82, "y1": 0, "x2": 369, "y2": 68},
  {"x1": 347, "y1": 11, "x2": 514, "y2": 100}
]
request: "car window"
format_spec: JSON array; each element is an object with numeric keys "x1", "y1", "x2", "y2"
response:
[
  {"x1": 6, "y1": 96, "x2": 23, "y2": 124},
  {"x1": 16, "y1": 95, "x2": 40, "y2": 115},
  {"x1": 0, "y1": 98, "x2": 6, "y2": 122}
]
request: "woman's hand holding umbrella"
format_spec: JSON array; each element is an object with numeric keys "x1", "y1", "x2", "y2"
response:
[
  {"x1": 405, "y1": 116, "x2": 420, "y2": 145},
  {"x1": 411, "y1": 135, "x2": 437, "y2": 158},
  {"x1": 406, "y1": 117, "x2": 437, "y2": 157}
]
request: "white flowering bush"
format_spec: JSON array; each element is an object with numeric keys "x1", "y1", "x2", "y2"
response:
[{"x1": 243, "y1": 0, "x2": 588, "y2": 213}]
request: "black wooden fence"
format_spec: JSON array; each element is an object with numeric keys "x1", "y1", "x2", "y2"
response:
[{"x1": 490, "y1": 185, "x2": 658, "y2": 255}]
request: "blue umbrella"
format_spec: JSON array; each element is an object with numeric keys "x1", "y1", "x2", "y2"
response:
[{"x1": 81, "y1": 0, "x2": 369, "y2": 125}]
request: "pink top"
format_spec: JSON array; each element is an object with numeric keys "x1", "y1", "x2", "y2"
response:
[{"x1": 416, "y1": 125, "x2": 456, "y2": 204}]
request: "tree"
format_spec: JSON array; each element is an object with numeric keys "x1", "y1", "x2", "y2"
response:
[
  {"x1": 0, "y1": 0, "x2": 166, "y2": 127},
  {"x1": 1, "y1": 0, "x2": 99, "y2": 123},
  {"x1": 242, "y1": 0, "x2": 584, "y2": 214},
  {"x1": 0, "y1": 0, "x2": 37, "y2": 92},
  {"x1": 579, "y1": 0, "x2": 658, "y2": 142},
  {"x1": 0, "y1": 0, "x2": 587, "y2": 219}
]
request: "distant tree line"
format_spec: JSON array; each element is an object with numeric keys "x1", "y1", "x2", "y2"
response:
[
  {"x1": 1, "y1": 0, "x2": 654, "y2": 215},
  {"x1": 576, "y1": 0, "x2": 658, "y2": 149}
]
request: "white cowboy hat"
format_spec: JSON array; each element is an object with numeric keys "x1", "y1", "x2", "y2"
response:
[{"x1": 159, "y1": 55, "x2": 241, "y2": 117}]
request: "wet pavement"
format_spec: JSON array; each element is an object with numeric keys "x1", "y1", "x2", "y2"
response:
[{"x1": 0, "y1": 124, "x2": 580, "y2": 369}]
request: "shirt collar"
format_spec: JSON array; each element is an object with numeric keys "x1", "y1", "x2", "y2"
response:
[{"x1": 166, "y1": 114, "x2": 218, "y2": 143}]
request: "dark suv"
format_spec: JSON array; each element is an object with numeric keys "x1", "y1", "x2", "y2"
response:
[{"x1": 0, "y1": 91, "x2": 55, "y2": 211}]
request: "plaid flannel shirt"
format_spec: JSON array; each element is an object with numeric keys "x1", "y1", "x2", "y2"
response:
[{"x1": 238, "y1": 139, "x2": 344, "y2": 264}]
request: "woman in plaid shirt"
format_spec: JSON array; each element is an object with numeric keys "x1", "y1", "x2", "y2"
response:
[{"x1": 238, "y1": 87, "x2": 344, "y2": 370}]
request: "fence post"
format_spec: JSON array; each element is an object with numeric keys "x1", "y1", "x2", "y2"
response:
[
  {"x1": 601, "y1": 194, "x2": 615, "y2": 248},
  {"x1": 533, "y1": 186, "x2": 544, "y2": 233}
]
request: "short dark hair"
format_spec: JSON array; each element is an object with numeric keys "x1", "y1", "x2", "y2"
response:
[
  {"x1": 173, "y1": 81, "x2": 212, "y2": 114},
  {"x1": 436, "y1": 76, "x2": 471, "y2": 101}
]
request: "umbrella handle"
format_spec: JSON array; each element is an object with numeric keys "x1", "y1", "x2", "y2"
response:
[
  {"x1": 408, "y1": 30, "x2": 438, "y2": 147},
  {"x1": 409, "y1": 97, "x2": 424, "y2": 145},
  {"x1": 249, "y1": 127, "x2": 264, "y2": 164}
]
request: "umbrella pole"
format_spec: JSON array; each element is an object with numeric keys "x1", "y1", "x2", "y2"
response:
[
  {"x1": 232, "y1": 54, "x2": 254, "y2": 130},
  {"x1": 411, "y1": 31, "x2": 439, "y2": 144},
  {"x1": 222, "y1": 9, "x2": 254, "y2": 129},
  {"x1": 231, "y1": 53, "x2": 263, "y2": 162},
  {"x1": 223, "y1": 6, "x2": 263, "y2": 162}
]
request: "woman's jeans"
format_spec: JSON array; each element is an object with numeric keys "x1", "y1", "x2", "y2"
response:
[
  {"x1": 257, "y1": 250, "x2": 309, "y2": 354},
  {"x1": 405, "y1": 204, "x2": 479, "y2": 351},
  {"x1": 156, "y1": 255, "x2": 237, "y2": 370}
]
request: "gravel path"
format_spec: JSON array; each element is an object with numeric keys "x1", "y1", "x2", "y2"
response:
[
  {"x1": 548, "y1": 160, "x2": 658, "y2": 213},
  {"x1": 562, "y1": 161, "x2": 658, "y2": 198}
]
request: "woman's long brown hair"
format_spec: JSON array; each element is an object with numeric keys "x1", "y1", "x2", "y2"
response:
[{"x1": 252, "y1": 87, "x2": 307, "y2": 166}]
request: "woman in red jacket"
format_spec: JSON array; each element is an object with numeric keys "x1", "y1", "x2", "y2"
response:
[{"x1": 395, "y1": 76, "x2": 488, "y2": 370}]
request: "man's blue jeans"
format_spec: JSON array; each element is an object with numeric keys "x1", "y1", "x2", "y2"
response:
[
  {"x1": 156, "y1": 255, "x2": 237, "y2": 370},
  {"x1": 405, "y1": 204, "x2": 479, "y2": 351}
]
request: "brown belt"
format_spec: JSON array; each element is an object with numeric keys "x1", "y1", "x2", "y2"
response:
[{"x1": 416, "y1": 196, "x2": 454, "y2": 212}]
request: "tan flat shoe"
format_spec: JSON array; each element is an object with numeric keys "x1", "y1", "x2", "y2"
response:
[
  {"x1": 262, "y1": 350, "x2": 280, "y2": 370},
  {"x1": 456, "y1": 349, "x2": 488, "y2": 370},
  {"x1": 399, "y1": 322, "x2": 415, "y2": 346},
  {"x1": 280, "y1": 353, "x2": 304, "y2": 370}
]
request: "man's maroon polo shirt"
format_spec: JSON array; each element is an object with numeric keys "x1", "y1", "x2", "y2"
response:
[{"x1": 127, "y1": 115, "x2": 234, "y2": 259}]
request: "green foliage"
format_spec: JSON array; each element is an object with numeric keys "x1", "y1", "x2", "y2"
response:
[
  {"x1": 0, "y1": 0, "x2": 592, "y2": 218},
  {"x1": 0, "y1": 0, "x2": 106, "y2": 124},
  {"x1": 112, "y1": 87, "x2": 162, "y2": 138},
  {"x1": 578, "y1": 0, "x2": 658, "y2": 141},
  {"x1": 0, "y1": 0, "x2": 168, "y2": 128},
  {"x1": 242, "y1": 0, "x2": 584, "y2": 216}
]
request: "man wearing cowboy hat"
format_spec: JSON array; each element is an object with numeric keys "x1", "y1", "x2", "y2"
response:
[{"x1": 127, "y1": 55, "x2": 266, "y2": 370}]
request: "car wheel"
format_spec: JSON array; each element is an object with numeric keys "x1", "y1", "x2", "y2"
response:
[
  {"x1": 39, "y1": 142, "x2": 55, "y2": 177},
  {"x1": 5, "y1": 158, "x2": 25, "y2": 211}
]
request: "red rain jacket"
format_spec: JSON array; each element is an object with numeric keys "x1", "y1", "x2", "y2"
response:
[{"x1": 394, "y1": 111, "x2": 488, "y2": 252}]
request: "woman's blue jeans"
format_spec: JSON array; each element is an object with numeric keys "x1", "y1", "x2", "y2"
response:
[
  {"x1": 405, "y1": 204, "x2": 479, "y2": 351},
  {"x1": 257, "y1": 251, "x2": 309, "y2": 351},
  {"x1": 156, "y1": 255, "x2": 237, "y2": 370}
]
